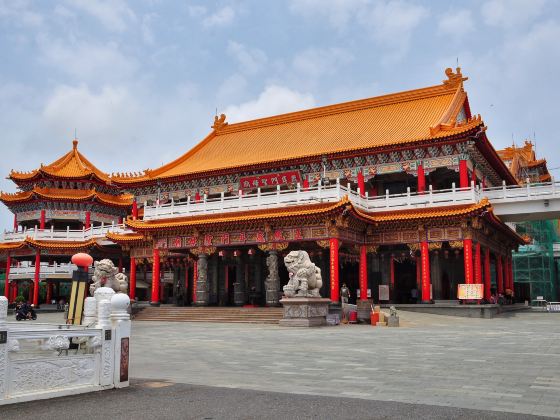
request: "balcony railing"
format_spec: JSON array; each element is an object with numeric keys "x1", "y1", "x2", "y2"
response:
[
  {"x1": 1, "y1": 223, "x2": 134, "y2": 243},
  {"x1": 142, "y1": 178, "x2": 560, "y2": 221}
]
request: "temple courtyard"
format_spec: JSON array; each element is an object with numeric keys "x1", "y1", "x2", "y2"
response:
[{"x1": 4, "y1": 311, "x2": 560, "y2": 419}]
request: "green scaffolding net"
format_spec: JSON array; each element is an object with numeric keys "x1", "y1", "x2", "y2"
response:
[{"x1": 513, "y1": 220, "x2": 559, "y2": 301}]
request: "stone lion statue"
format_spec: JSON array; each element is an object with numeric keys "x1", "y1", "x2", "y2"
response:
[
  {"x1": 89, "y1": 259, "x2": 128, "y2": 296},
  {"x1": 283, "y1": 250, "x2": 322, "y2": 297}
]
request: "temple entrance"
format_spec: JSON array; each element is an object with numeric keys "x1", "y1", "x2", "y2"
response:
[
  {"x1": 394, "y1": 259, "x2": 417, "y2": 303},
  {"x1": 225, "y1": 265, "x2": 235, "y2": 305},
  {"x1": 340, "y1": 261, "x2": 359, "y2": 304}
]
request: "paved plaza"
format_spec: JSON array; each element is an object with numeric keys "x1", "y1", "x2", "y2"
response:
[{"x1": 5, "y1": 310, "x2": 560, "y2": 419}]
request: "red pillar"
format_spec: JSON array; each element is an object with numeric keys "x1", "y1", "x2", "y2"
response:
[
  {"x1": 416, "y1": 254, "x2": 421, "y2": 289},
  {"x1": 33, "y1": 250, "x2": 40, "y2": 306},
  {"x1": 474, "y1": 242, "x2": 482, "y2": 284},
  {"x1": 40, "y1": 209, "x2": 46, "y2": 230},
  {"x1": 4, "y1": 256, "x2": 11, "y2": 300},
  {"x1": 484, "y1": 248, "x2": 491, "y2": 301},
  {"x1": 417, "y1": 164, "x2": 426, "y2": 193},
  {"x1": 359, "y1": 245, "x2": 367, "y2": 301},
  {"x1": 463, "y1": 238, "x2": 473, "y2": 284},
  {"x1": 132, "y1": 200, "x2": 138, "y2": 220},
  {"x1": 357, "y1": 170, "x2": 365, "y2": 197},
  {"x1": 46, "y1": 282, "x2": 53, "y2": 304},
  {"x1": 302, "y1": 177, "x2": 309, "y2": 191},
  {"x1": 85, "y1": 211, "x2": 91, "y2": 230},
  {"x1": 420, "y1": 241, "x2": 431, "y2": 302},
  {"x1": 192, "y1": 260, "x2": 198, "y2": 304},
  {"x1": 13, "y1": 214, "x2": 18, "y2": 231},
  {"x1": 459, "y1": 159, "x2": 469, "y2": 188},
  {"x1": 390, "y1": 256, "x2": 395, "y2": 300},
  {"x1": 151, "y1": 249, "x2": 160, "y2": 305},
  {"x1": 12, "y1": 281, "x2": 18, "y2": 302},
  {"x1": 129, "y1": 257, "x2": 136, "y2": 300},
  {"x1": 329, "y1": 238, "x2": 339, "y2": 302},
  {"x1": 496, "y1": 255, "x2": 504, "y2": 294}
]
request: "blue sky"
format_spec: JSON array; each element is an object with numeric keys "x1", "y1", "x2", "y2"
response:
[{"x1": 0, "y1": 0, "x2": 559, "y2": 230}]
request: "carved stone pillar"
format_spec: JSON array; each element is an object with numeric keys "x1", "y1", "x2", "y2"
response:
[
  {"x1": 233, "y1": 256, "x2": 246, "y2": 306},
  {"x1": 195, "y1": 254, "x2": 209, "y2": 306},
  {"x1": 265, "y1": 250, "x2": 280, "y2": 306}
]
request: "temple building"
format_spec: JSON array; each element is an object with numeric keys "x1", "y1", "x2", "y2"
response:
[
  {"x1": 1, "y1": 68, "x2": 528, "y2": 308},
  {"x1": 497, "y1": 140, "x2": 551, "y2": 184},
  {"x1": 0, "y1": 140, "x2": 132, "y2": 305}
]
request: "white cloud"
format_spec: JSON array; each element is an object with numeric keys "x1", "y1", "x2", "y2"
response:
[
  {"x1": 141, "y1": 13, "x2": 157, "y2": 45},
  {"x1": 224, "y1": 85, "x2": 316, "y2": 122},
  {"x1": 37, "y1": 36, "x2": 137, "y2": 83},
  {"x1": 482, "y1": 0, "x2": 547, "y2": 28},
  {"x1": 227, "y1": 41, "x2": 267, "y2": 75},
  {"x1": 187, "y1": 5, "x2": 207, "y2": 18},
  {"x1": 202, "y1": 6, "x2": 235, "y2": 28},
  {"x1": 63, "y1": 0, "x2": 136, "y2": 32},
  {"x1": 292, "y1": 47, "x2": 353, "y2": 79},
  {"x1": 289, "y1": 0, "x2": 369, "y2": 30},
  {"x1": 0, "y1": 0, "x2": 44, "y2": 27},
  {"x1": 438, "y1": 9, "x2": 475, "y2": 38}
]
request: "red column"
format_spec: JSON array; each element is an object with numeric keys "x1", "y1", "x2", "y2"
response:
[
  {"x1": 357, "y1": 170, "x2": 365, "y2": 197},
  {"x1": 118, "y1": 217, "x2": 123, "y2": 224},
  {"x1": 474, "y1": 242, "x2": 482, "y2": 284},
  {"x1": 13, "y1": 214, "x2": 18, "y2": 231},
  {"x1": 46, "y1": 282, "x2": 53, "y2": 303},
  {"x1": 359, "y1": 245, "x2": 367, "y2": 301},
  {"x1": 4, "y1": 256, "x2": 11, "y2": 300},
  {"x1": 417, "y1": 164, "x2": 426, "y2": 193},
  {"x1": 132, "y1": 200, "x2": 138, "y2": 220},
  {"x1": 416, "y1": 254, "x2": 421, "y2": 289},
  {"x1": 496, "y1": 255, "x2": 504, "y2": 294},
  {"x1": 390, "y1": 256, "x2": 395, "y2": 300},
  {"x1": 302, "y1": 177, "x2": 309, "y2": 191},
  {"x1": 12, "y1": 281, "x2": 18, "y2": 302},
  {"x1": 151, "y1": 249, "x2": 160, "y2": 305},
  {"x1": 192, "y1": 260, "x2": 198, "y2": 304},
  {"x1": 40, "y1": 210, "x2": 46, "y2": 230},
  {"x1": 420, "y1": 241, "x2": 431, "y2": 302},
  {"x1": 329, "y1": 238, "x2": 339, "y2": 302},
  {"x1": 463, "y1": 238, "x2": 473, "y2": 284},
  {"x1": 129, "y1": 257, "x2": 136, "y2": 300},
  {"x1": 484, "y1": 248, "x2": 491, "y2": 301},
  {"x1": 459, "y1": 159, "x2": 469, "y2": 188},
  {"x1": 85, "y1": 211, "x2": 91, "y2": 230},
  {"x1": 33, "y1": 250, "x2": 40, "y2": 306}
]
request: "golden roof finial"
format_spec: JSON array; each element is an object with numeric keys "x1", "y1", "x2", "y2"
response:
[
  {"x1": 443, "y1": 67, "x2": 468, "y2": 88},
  {"x1": 73, "y1": 139, "x2": 78, "y2": 150},
  {"x1": 212, "y1": 113, "x2": 228, "y2": 131}
]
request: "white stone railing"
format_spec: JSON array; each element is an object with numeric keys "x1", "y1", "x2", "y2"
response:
[
  {"x1": 0, "y1": 223, "x2": 134, "y2": 244},
  {"x1": 7, "y1": 264, "x2": 128, "y2": 280},
  {"x1": 142, "y1": 179, "x2": 560, "y2": 220},
  {"x1": 0, "y1": 291, "x2": 130, "y2": 405}
]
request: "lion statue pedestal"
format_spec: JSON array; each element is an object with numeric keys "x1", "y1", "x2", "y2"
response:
[{"x1": 279, "y1": 250, "x2": 330, "y2": 327}]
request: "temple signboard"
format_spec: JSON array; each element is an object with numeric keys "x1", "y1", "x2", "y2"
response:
[
  {"x1": 457, "y1": 284, "x2": 483, "y2": 300},
  {"x1": 239, "y1": 170, "x2": 301, "y2": 190}
]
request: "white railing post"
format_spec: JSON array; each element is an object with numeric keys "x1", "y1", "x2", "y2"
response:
[
  {"x1": 318, "y1": 179, "x2": 322, "y2": 200},
  {"x1": 296, "y1": 182, "x2": 301, "y2": 202},
  {"x1": 239, "y1": 190, "x2": 243, "y2": 205},
  {"x1": 471, "y1": 180, "x2": 476, "y2": 202},
  {"x1": 336, "y1": 178, "x2": 341, "y2": 199},
  {"x1": 452, "y1": 182, "x2": 456, "y2": 202},
  {"x1": 82, "y1": 225, "x2": 85, "y2": 240},
  {"x1": 203, "y1": 194, "x2": 207, "y2": 211},
  {"x1": 171, "y1": 197, "x2": 175, "y2": 215},
  {"x1": 187, "y1": 196, "x2": 191, "y2": 213},
  {"x1": 220, "y1": 192, "x2": 225, "y2": 207},
  {"x1": 429, "y1": 184, "x2": 433, "y2": 204},
  {"x1": 526, "y1": 179, "x2": 531, "y2": 197},
  {"x1": 406, "y1": 187, "x2": 411, "y2": 206},
  {"x1": 51, "y1": 225, "x2": 55, "y2": 239},
  {"x1": 502, "y1": 180, "x2": 507, "y2": 199},
  {"x1": 276, "y1": 185, "x2": 281, "y2": 204},
  {"x1": 385, "y1": 189, "x2": 389, "y2": 208},
  {"x1": 33, "y1": 226, "x2": 37, "y2": 239},
  {"x1": 257, "y1": 187, "x2": 261, "y2": 202},
  {"x1": 66, "y1": 225, "x2": 70, "y2": 239},
  {"x1": 365, "y1": 191, "x2": 369, "y2": 210}
]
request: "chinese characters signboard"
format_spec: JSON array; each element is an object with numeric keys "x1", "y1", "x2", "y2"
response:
[
  {"x1": 457, "y1": 284, "x2": 483, "y2": 300},
  {"x1": 239, "y1": 170, "x2": 302, "y2": 190}
]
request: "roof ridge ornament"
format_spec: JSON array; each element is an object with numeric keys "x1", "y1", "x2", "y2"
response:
[
  {"x1": 73, "y1": 139, "x2": 78, "y2": 150},
  {"x1": 212, "y1": 113, "x2": 228, "y2": 131},
  {"x1": 443, "y1": 67, "x2": 468, "y2": 88}
]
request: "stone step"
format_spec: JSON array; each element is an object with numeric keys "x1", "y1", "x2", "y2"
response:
[{"x1": 134, "y1": 306, "x2": 283, "y2": 324}]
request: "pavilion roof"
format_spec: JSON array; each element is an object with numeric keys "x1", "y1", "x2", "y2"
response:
[
  {"x1": 113, "y1": 68, "x2": 492, "y2": 185},
  {"x1": 0, "y1": 238, "x2": 99, "y2": 253},
  {"x1": 9, "y1": 140, "x2": 111, "y2": 184},
  {"x1": 0, "y1": 186, "x2": 133, "y2": 208}
]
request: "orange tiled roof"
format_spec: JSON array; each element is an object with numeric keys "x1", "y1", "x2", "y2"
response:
[
  {"x1": 126, "y1": 198, "x2": 351, "y2": 230},
  {"x1": 25, "y1": 238, "x2": 98, "y2": 250},
  {"x1": 0, "y1": 242, "x2": 26, "y2": 251},
  {"x1": 9, "y1": 140, "x2": 111, "y2": 183},
  {"x1": 106, "y1": 232, "x2": 145, "y2": 242},
  {"x1": 114, "y1": 68, "x2": 475, "y2": 184},
  {"x1": 356, "y1": 198, "x2": 491, "y2": 223},
  {"x1": 0, "y1": 187, "x2": 133, "y2": 207}
]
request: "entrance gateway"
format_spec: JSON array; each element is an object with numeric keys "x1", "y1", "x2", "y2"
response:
[{"x1": 1, "y1": 68, "x2": 525, "y2": 309}]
